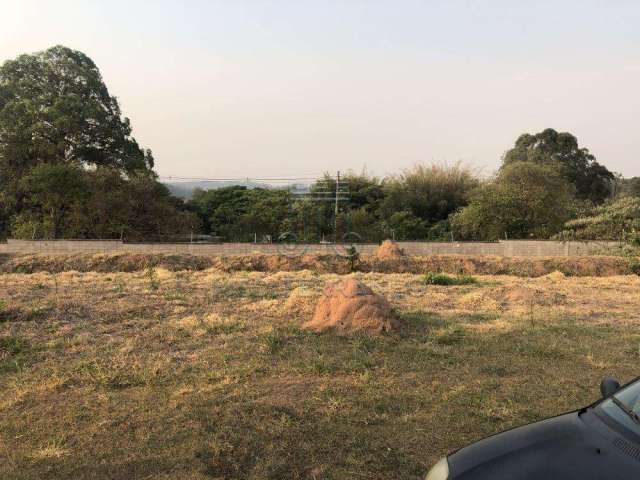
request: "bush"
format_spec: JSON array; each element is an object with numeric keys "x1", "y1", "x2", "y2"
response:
[
  {"x1": 345, "y1": 245, "x2": 360, "y2": 272},
  {"x1": 629, "y1": 260, "x2": 640, "y2": 276},
  {"x1": 0, "y1": 336, "x2": 27, "y2": 356},
  {"x1": 424, "y1": 272, "x2": 478, "y2": 286},
  {"x1": 145, "y1": 266, "x2": 160, "y2": 290}
]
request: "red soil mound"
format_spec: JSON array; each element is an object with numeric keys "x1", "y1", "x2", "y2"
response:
[
  {"x1": 373, "y1": 240, "x2": 404, "y2": 260},
  {"x1": 303, "y1": 279, "x2": 398, "y2": 335}
]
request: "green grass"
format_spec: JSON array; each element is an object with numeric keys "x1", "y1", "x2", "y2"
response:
[
  {"x1": 423, "y1": 272, "x2": 478, "y2": 286},
  {"x1": 0, "y1": 336, "x2": 27, "y2": 356}
]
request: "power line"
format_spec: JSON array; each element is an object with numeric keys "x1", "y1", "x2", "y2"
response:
[{"x1": 159, "y1": 175, "x2": 322, "y2": 182}]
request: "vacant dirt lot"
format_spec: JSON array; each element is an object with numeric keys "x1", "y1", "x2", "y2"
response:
[{"x1": 1, "y1": 267, "x2": 640, "y2": 479}]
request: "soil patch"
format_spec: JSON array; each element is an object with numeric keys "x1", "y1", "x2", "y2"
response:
[{"x1": 373, "y1": 240, "x2": 405, "y2": 260}]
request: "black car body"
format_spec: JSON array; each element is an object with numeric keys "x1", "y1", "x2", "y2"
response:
[{"x1": 425, "y1": 376, "x2": 640, "y2": 479}]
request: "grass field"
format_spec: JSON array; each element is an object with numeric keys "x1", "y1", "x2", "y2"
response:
[{"x1": 2, "y1": 267, "x2": 640, "y2": 479}]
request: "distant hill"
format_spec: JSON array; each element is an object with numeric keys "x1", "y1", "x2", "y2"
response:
[{"x1": 163, "y1": 181, "x2": 311, "y2": 199}]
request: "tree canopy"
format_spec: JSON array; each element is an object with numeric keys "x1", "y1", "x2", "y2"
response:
[
  {"x1": 0, "y1": 46, "x2": 196, "y2": 240},
  {"x1": 502, "y1": 128, "x2": 614, "y2": 204},
  {"x1": 0, "y1": 46, "x2": 634, "y2": 244},
  {"x1": 451, "y1": 162, "x2": 575, "y2": 240},
  {"x1": 0, "y1": 45, "x2": 153, "y2": 179}
]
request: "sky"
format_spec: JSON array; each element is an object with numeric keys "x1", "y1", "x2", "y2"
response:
[{"x1": 2, "y1": 0, "x2": 640, "y2": 180}]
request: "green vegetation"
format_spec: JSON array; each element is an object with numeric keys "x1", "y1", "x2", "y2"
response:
[
  {"x1": 451, "y1": 162, "x2": 576, "y2": 240},
  {"x1": 424, "y1": 272, "x2": 478, "y2": 286},
  {"x1": 502, "y1": 128, "x2": 614, "y2": 204},
  {"x1": 560, "y1": 195, "x2": 640, "y2": 242},
  {"x1": 345, "y1": 244, "x2": 360, "y2": 272},
  {"x1": 181, "y1": 140, "x2": 632, "y2": 243},
  {"x1": 145, "y1": 266, "x2": 160, "y2": 291},
  {"x1": 0, "y1": 335, "x2": 26, "y2": 356},
  {"x1": 0, "y1": 46, "x2": 198, "y2": 241},
  {"x1": 0, "y1": 46, "x2": 638, "y2": 245}
]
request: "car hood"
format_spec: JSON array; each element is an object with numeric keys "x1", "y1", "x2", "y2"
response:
[{"x1": 448, "y1": 411, "x2": 638, "y2": 479}]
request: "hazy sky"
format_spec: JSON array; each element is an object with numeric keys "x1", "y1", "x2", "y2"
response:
[{"x1": 2, "y1": 0, "x2": 639, "y2": 179}]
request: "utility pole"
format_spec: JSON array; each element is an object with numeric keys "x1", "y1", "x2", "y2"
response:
[{"x1": 334, "y1": 171, "x2": 340, "y2": 243}]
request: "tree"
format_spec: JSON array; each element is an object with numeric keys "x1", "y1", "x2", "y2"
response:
[
  {"x1": 502, "y1": 128, "x2": 614, "y2": 204},
  {"x1": 0, "y1": 188, "x2": 9, "y2": 239},
  {"x1": 117, "y1": 173, "x2": 200, "y2": 240},
  {"x1": 451, "y1": 162, "x2": 575, "y2": 240},
  {"x1": 381, "y1": 163, "x2": 479, "y2": 238},
  {"x1": 13, "y1": 163, "x2": 89, "y2": 239},
  {"x1": 0, "y1": 46, "x2": 203, "y2": 241},
  {"x1": 342, "y1": 207, "x2": 385, "y2": 242},
  {"x1": 561, "y1": 195, "x2": 640, "y2": 241},
  {"x1": 188, "y1": 186, "x2": 292, "y2": 241},
  {"x1": 11, "y1": 167, "x2": 200, "y2": 241},
  {"x1": 237, "y1": 189, "x2": 292, "y2": 241},
  {"x1": 615, "y1": 177, "x2": 640, "y2": 198},
  {"x1": 189, "y1": 186, "x2": 252, "y2": 239},
  {"x1": 331, "y1": 171, "x2": 385, "y2": 241},
  {"x1": 0, "y1": 45, "x2": 153, "y2": 181}
]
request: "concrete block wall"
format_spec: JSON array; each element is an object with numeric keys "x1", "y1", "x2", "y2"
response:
[
  {"x1": 0, "y1": 239, "x2": 622, "y2": 257},
  {"x1": 3, "y1": 239, "x2": 122, "y2": 254},
  {"x1": 396, "y1": 241, "x2": 505, "y2": 256}
]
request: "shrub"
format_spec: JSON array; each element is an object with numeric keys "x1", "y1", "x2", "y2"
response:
[
  {"x1": 345, "y1": 245, "x2": 360, "y2": 272},
  {"x1": 424, "y1": 272, "x2": 478, "y2": 286},
  {"x1": 629, "y1": 260, "x2": 640, "y2": 276},
  {"x1": 0, "y1": 336, "x2": 27, "y2": 356},
  {"x1": 145, "y1": 266, "x2": 160, "y2": 291}
]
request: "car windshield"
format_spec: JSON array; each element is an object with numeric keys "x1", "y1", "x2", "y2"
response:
[{"x1": 599, "y1": 379, "x2": 640, "y2": 434}]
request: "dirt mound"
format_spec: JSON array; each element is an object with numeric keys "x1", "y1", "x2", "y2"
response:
[
  {"x1": 373, "y1": 240, "x2": 404, "y2": 260},
  {"x1": 303, "y1": 279, "x2": 398, "y2": 335},
  {"x1": 542, "y1": 270, "x2": 566, "y2": 281}
]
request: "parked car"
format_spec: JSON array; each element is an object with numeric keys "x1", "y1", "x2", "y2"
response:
[{"x1": 425, "y1": 376, "x2": 640, "y2": 479}]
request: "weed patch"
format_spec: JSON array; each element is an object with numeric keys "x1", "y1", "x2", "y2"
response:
[{"x1": 424, "y1": 272, "x2": 478, "y2": 286}]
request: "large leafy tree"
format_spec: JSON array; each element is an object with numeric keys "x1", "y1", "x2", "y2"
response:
[
  {"x1": 451, "y1": 162, "x2": 575, "y2": 240},
  {"x1": 12, "y1": 166, "x2": 200, "y2": 240},
  {"x1": 0, "y1": 46, "x2": 204, "y2": 240},
  {"x1": 12, "y1": 163, "x2": 89, "y2": 239},
  {"x1": 188, "y1": 186, "x2": 292, "y2": 241},
  {"x1": 0, "y1": 45, "x2": 153, "y2": 180},
  {"x1": 502, "y1": 128, "x2": 614, "y2": 204}
]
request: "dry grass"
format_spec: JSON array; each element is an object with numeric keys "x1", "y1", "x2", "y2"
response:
[
  {"x1": 1, "y1": 252, "x2": 639, "y2": 277},
  {"x1": 1, "y1": 268, "x2": 640, "y2": 479}
]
